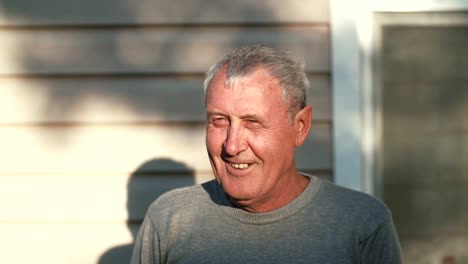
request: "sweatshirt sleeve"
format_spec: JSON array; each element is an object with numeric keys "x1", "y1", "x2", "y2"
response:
[
  {"x1": 131, "y1": 215, "x2": 160, "y2": 264},
  {"x1": 360, "y1": 219, "x2": 403, "y2": 264}
]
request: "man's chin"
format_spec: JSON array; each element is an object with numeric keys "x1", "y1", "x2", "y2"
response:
[{"x1": 222, "y1": 183, "x2": 259, "y2": 203}]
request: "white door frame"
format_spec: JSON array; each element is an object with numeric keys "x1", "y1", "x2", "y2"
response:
[{"x1": 330, "y1": 0, "x2": 468, "y2": 195}]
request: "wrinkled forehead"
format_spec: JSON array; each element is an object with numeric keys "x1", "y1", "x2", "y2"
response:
[
  {"x1": 205, "y1": 66, "x2": 291, "y2": 112},
  {"x1": 205, "y1": 73, "x2": 290, "y2": 122}
]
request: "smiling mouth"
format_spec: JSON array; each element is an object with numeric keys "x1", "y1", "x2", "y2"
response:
[{"x1": 229, "y1": 163, "x2": 252, "y2": 170}]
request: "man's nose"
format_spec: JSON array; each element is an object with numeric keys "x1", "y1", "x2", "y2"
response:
[{"x1": 223, "y1": 123, "x2": 247, "y2": 156}]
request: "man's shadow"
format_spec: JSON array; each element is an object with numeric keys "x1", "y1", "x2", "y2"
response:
[{"x1": 98, "y1": 158, "x2": 195, "y2": 264}]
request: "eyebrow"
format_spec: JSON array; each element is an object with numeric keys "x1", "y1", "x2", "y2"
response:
[
  {"x1": 239, "y1": 114, "x2": 259, "y2": 120},
  {"x1": 206, "y1": 111, "x2": 227, "y2": 117},
  {"x1": 239, "y1": 114, "x2": 266, "y2": 124}
]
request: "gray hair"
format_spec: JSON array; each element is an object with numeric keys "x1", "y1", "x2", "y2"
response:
[{"x1": 203, "y1": 45, "x2": 309, "y2": 115}]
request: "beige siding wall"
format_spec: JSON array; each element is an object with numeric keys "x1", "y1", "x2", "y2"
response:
[{"x1": 0, "y1": 1, "x2": 330, "y2": 263}]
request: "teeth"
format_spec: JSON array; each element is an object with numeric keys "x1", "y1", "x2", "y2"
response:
[{"x1": 230, "y1": 163, "x2": 250, "y2": 169}]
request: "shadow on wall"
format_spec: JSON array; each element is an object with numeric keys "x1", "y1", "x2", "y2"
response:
[{"x1": 98, "y1": 158, "x2": 196, "y2": 264}]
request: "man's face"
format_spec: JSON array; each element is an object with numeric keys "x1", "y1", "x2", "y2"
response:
[{"x1": 205, "y1": 68, "x2": 301, "y2": 211}]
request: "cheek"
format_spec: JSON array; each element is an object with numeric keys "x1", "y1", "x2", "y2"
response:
[
  {"x1": 206, "y1": 128, "x2": 226, "y2": 154},
  {"x1": 246, "y1": 133, "x2": 272, "y2": 159},
  {"x1": 250, "y1": 129, "x2": 295, "y2": 162}
]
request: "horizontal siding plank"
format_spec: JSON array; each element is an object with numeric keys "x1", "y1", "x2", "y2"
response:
[
  {"x1": 0, "y1": 26, "x2": 329, "y2": 75},
  {"x1": 0, "y1": 0, "x2": 329, "y2": 26},
  {"x1": 0, "y1": 75, "x2": 330, "y2": 123},
  {"x1": 0, "y1": 222, "x2": 137, "y2": 264},
  {"x1": 0, "y1": 124, "x2": 331, "y2": 173},
  {"x1": 0, "y1": 172, "x2": 331, "y2": 221}
]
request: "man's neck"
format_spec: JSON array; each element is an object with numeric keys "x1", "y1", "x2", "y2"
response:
[{"x1": 229, "y1": 172, "x2": 310, "y2": 213}]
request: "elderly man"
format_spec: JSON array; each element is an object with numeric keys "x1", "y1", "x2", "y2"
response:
[{"x1": 131, "y1": 45, "x2": 402, "y2": 263}]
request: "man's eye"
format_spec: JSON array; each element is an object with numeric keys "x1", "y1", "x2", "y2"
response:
[
  {"x1": 246, "y1": 119, "x2": 261, "y2": 128},
  {"x1": 210, "y1": 117, "x2": 229, "y2": 126}
]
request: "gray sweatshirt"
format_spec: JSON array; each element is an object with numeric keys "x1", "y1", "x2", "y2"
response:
[{"x1": 131, "y1": 175, "x2": 402, "y2": 263}]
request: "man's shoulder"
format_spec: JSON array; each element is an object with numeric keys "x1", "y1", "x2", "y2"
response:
[
  {"x1": 146, "y1": 180, "x2": 217, "y2": 218},
  {"x1": 318, "y1": 180, "x2": 392, "y2": 225}
]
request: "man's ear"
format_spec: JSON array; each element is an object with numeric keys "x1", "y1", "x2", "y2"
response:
[{"x1": 294, "y1": 105, "x2": 313, "y2": 147}]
